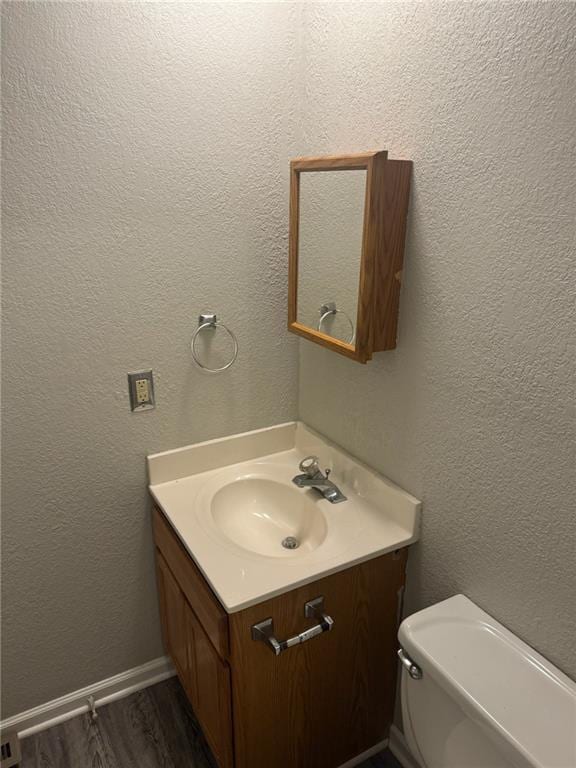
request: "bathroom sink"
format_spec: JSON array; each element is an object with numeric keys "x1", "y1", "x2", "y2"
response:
[
  {"x1": 148, "y1": 421, "x2": 421, "y2": 611},
  {"x1": 210, "y1": 476, "x2": 328, "y2": 557},
  {"x1": 195, "y1": 463, "x2": 330, "y2": 559}
]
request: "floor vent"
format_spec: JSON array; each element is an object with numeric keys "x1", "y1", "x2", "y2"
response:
[{"x1": 0, "y1": 732, "x2": 21, "y2": 768}]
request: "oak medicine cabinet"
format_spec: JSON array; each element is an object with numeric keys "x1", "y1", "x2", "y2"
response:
[{"x1": 288, "y1": 151, "x2": 412, "y2": 363}]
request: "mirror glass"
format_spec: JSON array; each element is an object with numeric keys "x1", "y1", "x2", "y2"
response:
[{"x1": 297, "y1": 170, "x2": 366, "y2": 346}]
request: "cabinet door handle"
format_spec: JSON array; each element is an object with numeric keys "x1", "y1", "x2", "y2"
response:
[{"x1": 251, "y1": 596, "x2": 334, "y2": 656}]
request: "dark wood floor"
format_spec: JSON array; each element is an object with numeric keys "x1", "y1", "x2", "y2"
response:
[{"x1": 21, "y1": 677, "x2": 402, "y2": 768}]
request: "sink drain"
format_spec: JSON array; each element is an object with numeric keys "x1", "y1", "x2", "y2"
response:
[{"x1": 282, "y1": 536, "x2": 300, "y2": 550}]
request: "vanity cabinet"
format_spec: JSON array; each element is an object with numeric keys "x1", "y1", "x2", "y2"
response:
[{"x1": 153, "y1": 505, "x2": 407, "y2": 768}]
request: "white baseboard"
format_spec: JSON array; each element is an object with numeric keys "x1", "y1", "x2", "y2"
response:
[
  {"x1": 389, "y1": 724, "x2": 421, "y2": 768},
  {"x1": 0, "y1": 656, "x2": 176, "y2": 739},
  {"x1": 337, "y1": 739, "x2": 388, "y2": 768}
]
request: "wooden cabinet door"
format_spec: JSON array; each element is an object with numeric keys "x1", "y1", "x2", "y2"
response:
[
  {"x1": 188, "y1": 611, "x2": 234, "y2": 768},
  {"x1": 156, "y1": 551, "x2": 189, "y2": 683},
  {"x1": 184, "y1": 609, "x2": 199, "y2": 711},
  {"x1": 155, "y1": 544, "x2": 232, "y2": 768},
  {"x1": 230, "y1": 550, "x2": 407, "y2": 768},
  {"x1": 153, "y1": 508, "x2": 229, "y2": 658}
]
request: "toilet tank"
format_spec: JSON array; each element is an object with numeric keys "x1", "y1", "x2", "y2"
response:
[{"x1": 398, "y1": 595, "x2": 576, "y2": 768}]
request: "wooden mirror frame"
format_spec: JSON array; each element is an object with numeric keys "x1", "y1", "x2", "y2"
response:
[{"x1": 288, "y1": 151, "x2": 412, "y2": 364}]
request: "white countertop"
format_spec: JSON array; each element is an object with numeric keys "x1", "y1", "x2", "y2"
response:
[{"x1": 148, "y1": 422, "x2": 421, "y2": 613}]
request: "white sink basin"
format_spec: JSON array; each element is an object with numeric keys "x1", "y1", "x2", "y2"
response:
[
  {"x1": 148, "y1": 421, "x2": 421, "y2": 612},
  {"x1": 210, "y1": 476, "x2": 328, "y2": 557}
]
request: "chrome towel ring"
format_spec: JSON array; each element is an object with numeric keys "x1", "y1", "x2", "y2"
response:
[
  {"x1": 191, "y1": 313, "x2": 238, "y2": 373},
  {"x1": 317, "y1": 302, "x2": 355, "y2": 345}
]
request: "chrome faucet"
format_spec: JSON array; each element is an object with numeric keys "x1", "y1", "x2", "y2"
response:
[{"x1": 292, "y1": 455, "x2": 347, "y2": 503}]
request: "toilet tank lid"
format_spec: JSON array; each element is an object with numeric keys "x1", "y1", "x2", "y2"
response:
[{"x1": 399, "y1": 595, "x2": 576, "y2": 768}]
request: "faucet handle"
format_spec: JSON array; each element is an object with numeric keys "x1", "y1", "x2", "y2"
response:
[{"x1": 299, "y1": 455, "x2": 320, "y2": 477}]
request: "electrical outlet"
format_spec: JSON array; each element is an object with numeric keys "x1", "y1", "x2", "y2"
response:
[
  {"x1": 128, "y1": 370, "x2": 155, "y2": 412},
  {"x1": 1, "y1": 731, "x2": 21, "y2": 768},
  {"x1": 135, "y1": 378, "x2": 149, "y2": 404}
]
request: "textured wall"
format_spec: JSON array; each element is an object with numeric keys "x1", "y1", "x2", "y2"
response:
[
  {"x1": 1, "y1": 2, "x2": 298, "y2": 717},
  {"x1": 3, "y1": 0, "x2": 575, "y2": 723},
  {"x1": 298, "y1": 2, "x2": 576, "y2": 679}
]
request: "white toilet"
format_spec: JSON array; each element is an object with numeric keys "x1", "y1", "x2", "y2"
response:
[{"x1": 398, "y1": 595, "x2": 576, "y2": 768}]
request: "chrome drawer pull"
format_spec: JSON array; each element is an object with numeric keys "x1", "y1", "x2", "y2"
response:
[
  {"x1": 251, "y1": 597, "x2": 334, "y2": 656},
  {"x1": 398, "y1": 647, "x2": 423, "y2": 679}
]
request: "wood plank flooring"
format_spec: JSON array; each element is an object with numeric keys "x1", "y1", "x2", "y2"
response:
[{"x1": 20, "y1": 677, "x2": 402, "y2": 768}]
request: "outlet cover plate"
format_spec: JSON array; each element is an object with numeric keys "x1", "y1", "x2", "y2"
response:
[
  {"x1": 1, "y1": 731, "x2": 21, "y2": 768},
  {"x1": 128, "y1": 370, "x2": 155, "y2": 412}
]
